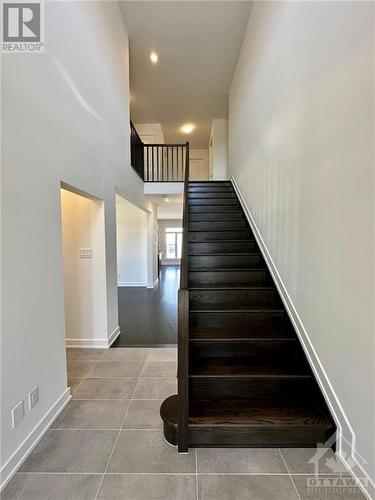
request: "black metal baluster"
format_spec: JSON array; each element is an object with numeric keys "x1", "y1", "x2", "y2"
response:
[
  {"x1": 173, "y1": 147, "x2": 176, "y2": 181},
  {"x1": 167, "y1": 148, "x2": 170, "y2": 181},
  {"x1": 151, "y1": 146, "x2": 157, "y2": 182},
  {"x1": 145, "y1": 146, "x2": 148, "y2": 181},
  {"x1": 156, "y1": 145, "x2": 159, "y2": 181}
]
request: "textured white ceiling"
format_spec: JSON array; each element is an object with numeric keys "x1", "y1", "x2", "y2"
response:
[{"x1": 121, "y1": 1, "x2": 252, "y2": 148}]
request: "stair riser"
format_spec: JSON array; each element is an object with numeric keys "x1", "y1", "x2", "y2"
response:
[
  {"x1": 189, "y1": 220, "x2": 247, "y2": 230},
  {"x1": 189, "y1": 289, "x2": 279, "y2": 308},
  {"x1": 162, "y1": 421, "x2": 334, "y2": 448},
  {"x1": 188, "y1": 427, "x2": 334, "y2": 448},
  {"x1": 189, "y1": 205, "x2": 242, "y2": 213},
  {"x1": 189, "y1": 198, "x2": 239, "y2": 206},
  {"x1": 189, "y1": 192, "x2": 236, "y2": 199},
  {"x1": 189, "y1": 187, "x2": 234, "y2": 193},
  {"x1": 189, "y1": 241, "x2": 257, "y2": 254},
  {"x1": 189, "y1": 270, "x2": 271, "y2": 287},
  {"x1": 189, "y1": 182, "x2": 231, "y2": 186},
  {"x1": 189, "y1": 378, "x2": 315, "y2": 401},
  {"x1": 189, "y1": 340, "x2": 301, "y2": 360},
  {"x1": 189, "y1": 231, "x2": 251, "y2": 241},
  {"x1": 189, "y1": 254, "x2": 263, "y2": 270},
  {"x1": 190, "y1": 311, "x2": 288, "y2": 329},
  {"x1": 189, "y1": 212, "x2": 245, "y2": 221}
]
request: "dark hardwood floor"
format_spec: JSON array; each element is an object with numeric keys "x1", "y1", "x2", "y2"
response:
[{"x1": 113, "y1": 265, "x2": 179, "y2": 347}]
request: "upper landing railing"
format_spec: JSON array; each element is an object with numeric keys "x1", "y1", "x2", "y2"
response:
[{"x1": 131, "y1": 121, "x2": 189, "y2": 182}]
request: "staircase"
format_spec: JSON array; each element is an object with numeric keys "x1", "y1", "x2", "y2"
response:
[{"x1": 160, "y1": 181, "x2": 336, "y2": 450}]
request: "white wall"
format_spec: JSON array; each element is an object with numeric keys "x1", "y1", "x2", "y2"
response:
[
  {"x1": 134, "y1": 123, "x2": 165, "y2": 144},
  {"x1": 1, "y1": 1, "x2": 156, "y2": 487},
  {"x1": 116, "y1": 196, "x2": 148, "y2": 286},
  {"x1": 209, "y1": 119, "x2": 228, "y2": 180},
  {"x1": 157, "y1": 203, "x2": 183, "y2": 220},
  {"x1": 147, "y1": 208, "x2": 159, "y2": 288},
  {"x1": 61, "y1": 189, "x2": 107, "y2": 347},
  {"x1": 229, "y1": 1, "x2": 375, "y2": 490},
  {"x1": 144, "y1": 182, "x2": 184, "y2": 196}
]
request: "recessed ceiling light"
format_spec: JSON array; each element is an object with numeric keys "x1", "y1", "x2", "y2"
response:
[
  {"x1": 164, "y1": 197, "x2": 170, "y2": 203},
  {"x1": 181, "y1": 123, "x2": 195, "y2": 134},
  {"x1": 150, "y1": 51, "x2": 158, "y2": 64}
]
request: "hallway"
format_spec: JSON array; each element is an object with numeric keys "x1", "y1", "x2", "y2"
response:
[
  {"x1": 114, "y1": 266, "x2": 180, "y2": 347},
  {"x1": 1, "y1": 2, "x2": 374, "y2": 497}
]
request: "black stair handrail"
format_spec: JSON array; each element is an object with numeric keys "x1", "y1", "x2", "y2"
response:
[
  {"x1": 130, "y1": 121, "x2": 145, "y2": 180},
  {"x1": 177, "y1": 141, "x2": 190, "y2": 452},
  {"x1": 130, "y1": 122, "x2": 189, "y2": 182},
  {"x1": 130, "y1": 120, "x2": 190, "y2": 450},
  {"x1": 180, "y1": 146, "x2": 189, "y2": 290}
]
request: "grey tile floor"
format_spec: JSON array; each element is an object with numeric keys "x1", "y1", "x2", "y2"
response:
[{"x1": 3, "y1": 348, "x2": 366, "y2": 500}]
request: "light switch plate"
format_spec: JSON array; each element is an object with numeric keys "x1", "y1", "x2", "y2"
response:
[
  {"x1": 80, "y1": 248, "x2": 93, "y2": 259},
  {"x1": 12, "y1": 400, "x2": 24, "y2": 428},
  {"x1": 29, "y1": 386, "x2": 39, "y2": 410}
]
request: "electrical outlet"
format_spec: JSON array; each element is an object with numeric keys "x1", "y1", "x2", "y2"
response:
[
  {"x1": 28, "y1": 386, "x2": 39, "y2": 410},
  {"x1": 12, "y1": 401, "x2": 24, "y2": 428}
]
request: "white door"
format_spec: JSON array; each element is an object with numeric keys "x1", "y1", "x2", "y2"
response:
[{"x1": 189, "y1": 159, "x2": 205, "y2": 181}]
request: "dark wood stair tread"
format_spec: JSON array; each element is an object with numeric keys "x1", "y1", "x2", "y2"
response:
[
  {"x1": 190, "y1": 305, "x2": 284, "y2": 312},
  {"x1": 190, "y1": 326, "x2": 294, "y2": 341},
  {"x1": 189, "y1": 240, "x2": 255, "y2": 245},
  {"x1": 189, "y1": 283, "x2": 271, "y2": 289},
  {"x1": 189, "y1": 253, "x2": 259, "y2": 256},
  {"x1": 189, "y1": 240, "x2": 255, "y2": 244},
  {"x1": 189, "y1": 268, "x2": 268, "y2": 272},
  {"x1": 161, "y1": 395, "x2": 334, "y2": 430},
  {"x1": 188, "y1": 229, "x2": 250, "y2": 233},
  {"x1": 189, "y1": 283, "x2": 276, "y2": 291},
  {"x1": 190, "y1": 357, "x2": 311, "y2": 378}
]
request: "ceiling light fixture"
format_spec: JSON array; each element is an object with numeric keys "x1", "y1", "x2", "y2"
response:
[
  {"x1": 164, "y1": 197, "x2": 170, "y2": 203},
  {"x1": 181, "y1": 123, "x2": 195, "y2": 134},
  {"x1": 150, "y1": 51, "x2": 158, "y2": 64}
]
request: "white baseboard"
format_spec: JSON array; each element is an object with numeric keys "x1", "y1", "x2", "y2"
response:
[
  {"x1": 107, "y1": 325, "x2": 121, "y2": 347},
  {"x1": 118, "y1": 282, "x2": 147, "y2": 287},
  {"x1": 0, "y1": 388, "x2": 71, "y2": 492},
  {"x1": 340, "y1": 454, "x2": 375, "y2": 500},
  {"x1": 147, "y1": 278, "x2": 159, "y2": 289},
  {"x1": 231, "y1": 175, "x2": 374, "y2": 500},
  {"x1": 65, "y1": 326, "x2": 121, "y2": 349}
]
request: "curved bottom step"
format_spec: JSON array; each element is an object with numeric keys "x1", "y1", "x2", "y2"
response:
[
  {"x1": 160, "y1": 395, "x2": 178, "y2": 446},
  {"x1": 160, "y1": 394, "x2": 335, "y2": 449}
]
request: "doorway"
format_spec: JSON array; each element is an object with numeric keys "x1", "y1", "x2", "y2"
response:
[
  {"x1": 116, "y1": 195, "x2": 148, "y2": 287},
  {"x1": 114, "y1": 194, "x2": 182, "y2": 347},
  {"x1": 60, "y1": 188, "x2": 107, "y2": 347}
]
